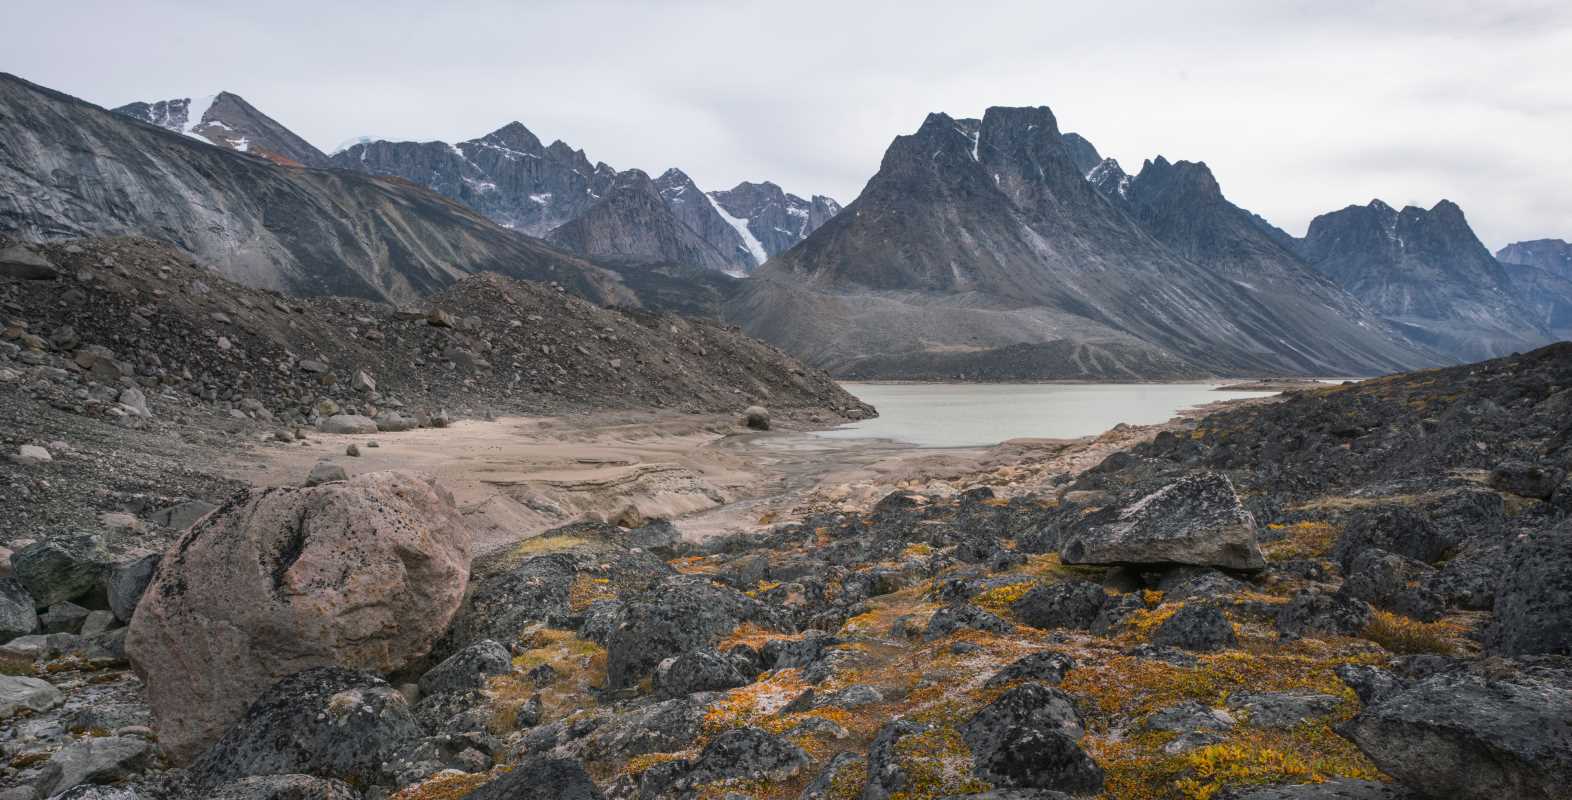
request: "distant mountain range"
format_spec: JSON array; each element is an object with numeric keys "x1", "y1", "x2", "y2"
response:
[{"x1": 3, "y1": 73, "x2": 1569, "y2": 379}]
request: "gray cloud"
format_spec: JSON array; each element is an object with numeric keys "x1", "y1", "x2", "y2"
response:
[{"x1": 7, "y1": 0, "x2": 1569, "y2": 248}]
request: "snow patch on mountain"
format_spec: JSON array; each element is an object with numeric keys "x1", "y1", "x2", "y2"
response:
[{"x1": 705, "y1": 192, "x2": 768, "y2": 265}]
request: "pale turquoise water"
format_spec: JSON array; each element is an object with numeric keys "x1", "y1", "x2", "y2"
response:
[{"x1": 817, "y1": 382, "x2": 1281, "y2": 448}]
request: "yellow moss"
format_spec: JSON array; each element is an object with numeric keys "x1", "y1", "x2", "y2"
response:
[
  {"x1": 508, "y1": 534, "x2": 589, "y2": 558},
  {"x1": 1121, "y1": 602, "x2": 1184, "y2": 641},
  {"x1": 902, "y1": 542, "x2": 935, "y2": 559},
  {"x1": 703, "y1": 669, "x2": 811, "y2": 733},
  {"x1": 1362, "y1": 610, "x2": 1465, "y2": 656},
  {"x1": 492, "y1": 629, "x2": 606, "y2": 732},
  {"x1": 1175, "y1": 742, "x2": 1312, "y2": 798},
  {"x1": 568, "y1": 575, "x2": 616, "y2": 612},
  {"x1": 980, "y1": 497, "x2": 1012, "y2": 507},
  {"x1": 887, "y1": 725, "x2": 991, "y2": 800},
  {"x1": 757, "y1": 510, "x2": 779, "y2": 525},
  {"x1": 389, "y1": 768, "x2": 498, "y2": 800},
  {"x1": 972, "y1": 580, "x2": 1035, "y2": 614},
  {"x1": 1018, "y1": 553, "x2": 1106, "y2": 581},
  {"x1": 746, "y1": 579, "x2": 782, "y2": 598},
  {"x1": 1142, "y1": 589, "x2": 1165, "y2": 607},
  {"x1": 1262, "y1": 521, "x2": 1339, "y2": 561},
  {"x1": 624, "y1": 750, "x2": 692, "y2": 775}
]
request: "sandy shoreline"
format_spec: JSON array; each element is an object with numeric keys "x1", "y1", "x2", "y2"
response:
[{"x1": 222, "y1": 396, "x2": 1280, "y2": 558}]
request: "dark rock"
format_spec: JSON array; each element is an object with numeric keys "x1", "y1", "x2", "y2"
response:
[
  {"x1": 40, "y1": 600, "x2": 90, "y2": 634},
  {"x1": 0, "y1": 244, "x2": 58, "y2": 279},
  {"x1": 1011, "y1": 580, "x2": 1106, "y2": 630},
  {"x1": 150, "y1": 500, "x2": 218, "y2": 531},
  {"x1": 1061, "y1": 472, "x2": 1265, "y2": 571},
  {"x1": 1335, "y1": 664, "x2": 1408, "y2": 707},
  {"x1": 106, "y1": 554, "x2": 160, "y2": 624},
  {"x1": 1161, "y1": 569, "x2": 1247, "y2": 602},
  {"x1": 972, "y1": 725, "x2": 1105, "y2": 793},
  {"x1": 801, "y1": 751, "x2": 865, "y2": 800},
  {"x1": 604, "y1": 575, "x2": 780, "y2": 690},
  {"x1": 191, "y1": 667, "x2": 423, "y2": 790},
  {"x1": 1151, "y1": 604, "x2": 1237, "y2": 651},
  {"x1": 863, "y1": 719, "x2": 933, "y2": 800},
  {"x1": 676, "y1": 726, "x2": 809, "y2": 789},
  {"x1": 1225, "y1": 691, "x2": 1341, "y2": 728},
  {"x1": 1217, "y1": 780, "x2": 1417, "y2": 799},
  {"x1": 985, "y1": 651, "x2": 1075, "y2": 688},
  {"x1": 962, "y1": 684, "x2": 1084, "y2": 763},
  {"x1": 437, "y1": 553, "x2": 576, "y2": 658},
  {"x1": 33, "y1": 736, "x2": 154, "y2": 799},
  {"x1": 1145, "y1": 700, "x2": 1235, "y2": 732},
  {"x1": 654, "y1": 648, "x2": 750, "y2": 698},
  {"x1": 573, "y1": 696, "x2": 706, "y2": 763},
  {"x1": 466, "y1": 756, "x2": 604, "y2": 800},
  {"x1": 11, "y1": 533, "x2": 112, "y2": 608},
  {"x1": 1333, "y1": 507, "x2": 1453, "y2": 569},
  {"x1": 1489, "y1": 460, "x2": 1564, "y2": 499},
  {"x1": 1342, "y1": 667, "x2": 1572, "y2": 799},
  {"x1": 0, "y1": 578, "x2": 39, "y2": 641},
  {"x1": 1276, "y1": 590, "x2": 1371, "y2": 640},
  {"x1": 1090, "y1": 593, "x2": 1146, "y2": 635},
  {"x1": 418, "y1": 639, "x2": 512, "y2": 697},
  {"x1": 208, "y1": 775, "x2": 362, "y2": 800},
  {"x1": 926, "y1": 604, "x2": 1014, "y2": 640},
  {"x1": 744, "y1": 405, "x2": 770, "y2": 430},
  {"x1": 1488, "y1": 523, "x2": 1572, "y2": 656},
  {"x1": 304, "y1": 461, "x2": 347, "y2": 486},
  {"x1": 1341, "y1": 549, "x2": 1443, "y2": 622}
]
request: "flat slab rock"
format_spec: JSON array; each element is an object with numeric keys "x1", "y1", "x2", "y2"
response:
[{"x1": 1060, "y1": 472, "x2": 1266, "y2": 571}]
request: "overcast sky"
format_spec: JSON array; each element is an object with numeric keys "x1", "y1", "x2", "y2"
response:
[{"x1": 10, "y1": 0, "x2": 1569, "y2": 249}]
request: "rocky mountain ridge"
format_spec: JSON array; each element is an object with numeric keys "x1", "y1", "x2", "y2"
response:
[
  {"x1": 112, "y1": 91, "x2": 331, "y2": 168},
  {"x1": 733, "y1": 106, "x2": 1437, "y2": 379}
]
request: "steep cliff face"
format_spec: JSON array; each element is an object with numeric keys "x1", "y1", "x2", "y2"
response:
[
  {"x1": 0, "y1": 73, "x2": 626, "y2": 305},
  {"x1": 546, "y1": 170, "x2": 736, "y2": 272},
  {"x1": 1498, "y1": 238, "x2": 1572, "y2": 274},
  {"x1": 113, "y1": 91, "x2": 330, "y2": 167},
  {"x1": 731, "y1": 106, "x2": 1435, "y2": 379},
  {"x1": 707, "y1": 181, "x2": 842, "y2": 261},
  {"x1": 653, "y1": 168, "x2": 759, "y2": 273},
  {"x1": 1297, "y1": 200, "x2": 1548, "y2": 361}
]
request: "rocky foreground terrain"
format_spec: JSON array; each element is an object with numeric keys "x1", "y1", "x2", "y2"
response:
[{"x1": 3, "y1": 225, "x2": 1571, "y2": 800}]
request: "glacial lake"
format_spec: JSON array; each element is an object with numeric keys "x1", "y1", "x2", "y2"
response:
[{"x1": 817, "y1": 382, "x2": 1285, "y2": 448}]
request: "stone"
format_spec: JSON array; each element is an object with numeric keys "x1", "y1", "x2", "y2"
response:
[
  {"x1": 151, "y1": 500, "x2": 218, "y2": 530},
  {"x1": 864, "y1": 719, "x2": 934, "y2": 800},
  {"x1": 1060, "y1": 472, "x2": 1265, "y2": 571},
  {"x1": 1332, "y1": 507, "x2": 1453, "y2": 570},
  {"x1": 40, "y1": 600, "x2": 90, "y2": 634},
  {"x1": 1217, "y1": 780, "x2": 1416, "y2": 799},
  {"x1": 12, "y1": 444, "x2": 51, "y2": 465},
  {"x1": 107, "y1": 554, "x2": 161, "y2": 623},
  {"x1": 973, "y1": 725, "x2": 1105, "y2": 793},
  {"x1": 801, "y1": 752, "x2": 866, "y2": 800},
  {"x1": 127, "y1": 471, "x2": 471, "y2": 762},
  {"x1": 985, "y1": 651, "x2": 1075, "y2": 688},
  {"x1": 33, "y1": 736, "x2": 154, "y2": 798},
  {"x1": 1341, "y1": 548, "x2": 1442, "y2": 622},
  {"x1": 925, "y1": 603, "x2": 1014, "y2": 640},
  {"x1": 642, "y1": 727, "x2": 808, "y2": 796},
  {"x1": 319, "y1": 414, "x2": 378, "y2": 434},
  {"x1": 962, "y1": 685, "x2": 1085, "y2": 767},
  {"x1": 1151, "y1": 604, "x2": 1237, "y2": 651},
  {"x1": 0, "y1": 578, "x2": 39, "y2": 641},
  {"x1": 118, "y1": 386, "x2": 149, "y2": 416},
  {"x1": 1225, "y1": 691, "x2": 1341, "y2": 728},
  {"x1": 191, "y1": 667, "x2": 424, "y2": 790},
  {"x1": 466, "y1": 757, "x2": 604, "y2": 800},
  {"x1": 573, "y1": 696, "x2": 707, "y2": 763},
  {"x1": 418, "y1": 639, "x2": 512, "y2": 697},
  {"x1": 304, "y1": 460, "x2": 348, "y2": 486},
  {"x1": 374, "y1": 411, "x2": 416, "y2": 432},
  {"x1": 1335, "y1": 664, "x2": 1408, "y2": 708},
  {"x1": 654, "y1": 648, "x2": 749, "y2": 698},
  {"x1": 1342, "y1": 668, "x2": 1572, "y2": 799},
  {"x1": 1275, "y1": 590, "x2": 1371, "y2": 640},
  {"x1": 604, "y1": 575, "x2": 779, "y2": 690},
  {"x1": 346, "y1": 443, "x2": 360, "y2": 457},
  {"x1": 0, "y1": 244, "x2": 57, "y2": 279},
  {"x1": 1488, "y1": 460, "x2": 1564, "y2": 500},
  {"x1": 351, "y1": 370, "x2": 376, "y2": 393},
  {"x1": 1145, "y1": 700, "x2": 1236, "y2": 733},
  {"x1": 0, "y1": 674, "x2": 63, "y2": 718},
  {"x1": 12, "y1": 533, "x2": 112, "y2": 607},
  {"x1": 743, "y1": 405, "x2": 770, "y2": 430},
  {"x1": 80, "y1": 609, "x2": 117, "y2": 636},
  {"x1": 1488, "y1": 522, "x2": 1572, "y2": 656},
  {"x1": 427, "y1": 309, "x2": 456, "y2": 328},
  {"x1": 48, "y1": 786, "x2": 143, "y2": 800},
  {"x1": 1012, "y1": 580, "x2": 1107, "y2": 630},
  {"x1": 208, "y1": 775, "x2": 362, "y2": 800},
  {"x1": 298, "y1": 359, "x2": 328, "y2": 373}
]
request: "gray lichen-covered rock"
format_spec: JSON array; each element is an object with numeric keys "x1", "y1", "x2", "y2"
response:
[
  {"x1": 1060, "y1": 472, "x2": 1265, "y2": 571},
  {"x1": 418, "y1": 639, "x2": 512, "y2": 697},
  {"x1": 1217, "y1": 780, "x2": 1416, "y2": 799},
  {"x1": 1276, "y1": 590, "x2": 1371, "y2": 640},
  {"x1": 11, "y1": 533, "x2": 113, "y2": 608},
  {"x1": 208, "y1": 774, "x2": 363, "y2": 800},
  {"x1": 1488, "y1": 523, "x2": 1572, "y2": 656},
  {"x1": 106, "y1": 554, "x2": 160, "y2": 624},
  {"x1": 1011, "y1": 580, "x2": 1107, "y2": 631},
  {"x1": 1225, "y1": 691, "x2": 1341, "y2": 728},
  {"x1": 802, "y1": 751, "x2": 866, "y2": 800},
  {"x1": 604, "y1": 575, "x2": 780, "y2": 690},
  {"x1": 572, "y1": 695, "x2": 707, "y2": 764},
  {"x1": 1152, "y1": 604, "x2": 1237, "y2": 651},
  {"x1": 1488, "y1": 460, "x2": 1564, "y2": 499},
  {"x1": 972, "y1": 725, "x2": 1105, "y2": 793},
  {"x1": 191, "y1": 667, "x2": 424, "y2": 790},
  {"x1": 0, "y1": 578, "x2": 38, "y2": 641},
  {"x1": 1341, "y1": 667, "x2": 1572, "y2": 799},
  {"x1": 127, "y1": 471, "x2": 471, "y2": 763},
  {"x1": 962, "y1": 684, "x2": 1085, "y2": 762},
  {"x1": 863, "y1": 719, "x2": 934, "y2": 800},
  {"x1": 653, "y1": 648, "x2": 749, "y2": 698},
  {"x1": 985, "y1": 651, "x2": 1075, "y2": 688},
  {"x1": 926, "y1": 603, "x2": 1014, "y2": 640},
  {"x1": 465, "y1": 756, "x2": 605, "y2": 800},
  {"x1": 319, "y1": 414, "x2": 378, "y2": 435},
  {"x1": 0, "y1": 674, "x2": 64, "y2": 718},
  {"x1": 1145, "y1": 700, "x2": 1235, "y2": 733},
  {"x1": 33, "y1": 736, "x2": 154, "y2": 799}
]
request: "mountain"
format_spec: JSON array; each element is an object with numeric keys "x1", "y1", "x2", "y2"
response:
[
  {"x1": 546, "y1": 169, "x2": 735, "y2": 272},
  {"x1": 1296, "y1": 199, "x2": 1548, "y2": 361},
  {"x1": 1060, "y1": 132, "x2": 1102, "y2": 175},
  {"x1": 112, "y1": 91, "x2": 329, "y2": 167},
  {"x1": 729, "y1": 106, "x2": 1434, "y2": 379},
  {"x1": 707, "y1": 182, "x2": 842, "y2": 261},
  {"x1": 332, "y1": 128, "x2": 838, "y2": 274},
  {"x1": 1497, "y1": 238, "x2": 1572, "y2": 274},
  {"x1": 0, "y1": 73, "x2": 626, "y2": 305},
  {"x1": 653, "y1": 168, "x2": 761, "y2": 274},
  {"x1": 1496, "y1": 239, "x2": 1572, "y2": 342},
  {"x1": 330, "y1": 122, "x2": 617, "y2": 237}
]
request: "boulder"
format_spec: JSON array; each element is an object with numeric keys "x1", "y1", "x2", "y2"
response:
[
  {"x1": 208, "y1": 775, "x2": 362, "y2": 800},
  {"x1": 638, "y1": 726, "x2": 808, "y2": 796},
  {"x1": 743, "y1": 405, "x2": 770, "y2": 430},
  {"x1": 971, "y1": 725, "x2": 1105, "y2": 794},
  {"x1": 1011, "y1": 580, "x2": 1107, "y2": 631},
  {"x1": 150, "y1": 500, "x2": 218, "y2": 530},
  {"x1": 1488, "y1": 460, "x2": 1564, "y2": 500},
  {"x1": 1152, "y1": 604, "x2": 1237, "y2": 651},
  {"x1": 572, "y1": 696, "x2": 707, "y2": 764},
  {"x1": 0, "y1": 244, "x2": 57, "y2": 279},
  {"x1": 466, "y1": 757, "x2": 603, "y2": 800},
  {"x1": 418, "y1": 639, "x2": 512, "y2": 697},
  {"x1": 374, "y1": 411, "x2": 416, "y2": 432},
  {"x1": 0, "y1": 578, "x2": 38, "y2": 641},
  {"x1": 106, "y1": 554, "x2": 161, "y2": 623},
  {"x1": 0, "y1": 674, "x2": 63, "y2": 719},
  {"x1": 1488, "y1": 523, "x2": 1572, "y2": 656},
  {"x1": 304, "y1": 460, "x2": 347, "y2": 486},
  {"x1": 1342, "y1": 668, "x2": 1572, "y2": 799},
  {"x1": 802, "y1": 752, "x2": 866, "y2": 800},
  {"x1": 48, "y1": 786, "x2": 143, "y2": 800},
  {"x1": 40, "y1": 600, "x2": 90, "y2": 633},
  {"x1": 126, "y1": 471, "x2": 471, "y2": 762},
  {"x1": 1217, "y1": 780, "x2": 1416, "y2": 799},
  {"x1": 1275, "y1": 590, "x2": 1371, "y2": 640},
  {"x1": 1341, "y1": 549, "x2": 1443, "y2": 622},
  {"x1": 1146, "y1": 700, "x2": 1235, "y2": 733},
  {"x1": 604, "y1": 575, "x2": 778, "y2": 690},
  {"x1": 435, "y1": 554, "x2": 576, "y2": 658},
  {"x1": 926, "y1": 603, "x2": 1014, "y2": 640},
  {"x1": 962, "y1": 684, "x2": 1085, "y2": 762},
  {"x1": 319, "y1": 414, "x2": 378, "y2": 435},
  {"x1": 11, "y1": 533, "x2": 112, "y2": 608},
  {"x1": 12, "y1": 444, "x2": 52, "y2": 465},
  {"x1": 985, "y1": 651, "x2": 1075, "y2": 688},
  {"x1": 654, "y1": 648, "x2": 749, "y2": 698},
  {"x1": 191, "y1": 667, "x2": 424, "y2": 790},
  {"x1": 1332, "y1": 507, "x2": 1452, "y2": 570},
  {"x1": 33, "y1": 736, "x2": 154, "y2": 799},
  {"x1": 1225, "y1": 691, "x2": 1341, "y2": 728},
  {"x1": 1060, "y1": 472, "x2": 1265, "y2": 571}
]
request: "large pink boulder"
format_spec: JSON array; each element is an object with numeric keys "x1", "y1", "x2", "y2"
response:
[{"x1": 126, "y1": 471, "x2": 472, "y2": 763}]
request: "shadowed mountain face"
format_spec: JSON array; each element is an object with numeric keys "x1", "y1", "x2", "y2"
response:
[
  {"x1": 1296, "y1": 200, "x2": 1549, "y2": 362},
  {"x1": 113, "y1": 91, "x2": 330, "y2": 167},
  {"x1": 1498, "y1": 238, "x2": 1572, "y2": 275},
  {"x1": 0, "y1": 73, "x2": 627, "y2": 305},
  {"x1": 547, "y1": 169, "x2": 736, "y2": 272},
  {"x1": 333, "y1": 127, "x2": 839, "y2": 275},
  {"x1": 1497, "y1": 239, "x2": 1572, "y2": 342},
  {"x1": 730, "y1": 106, "x2": 1436, "y2": 379}
]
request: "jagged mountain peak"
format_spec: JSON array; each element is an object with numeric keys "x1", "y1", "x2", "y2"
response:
[
  {"x1": 1060, "y1": 131, "x2": 1103, "y2": 175},
  {"x1": 1498, "y1": 238, "x2": 1572, "y2": 275},
  {"x1": 1131, "y1": 156, "x2": 1222, "y2": 199},
  {"x1": 112, "y1": 90, "x2": 327, "y2": 167},
  {"x1": 477, "y1": 121, "x2": 543, "y2": 153}
]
